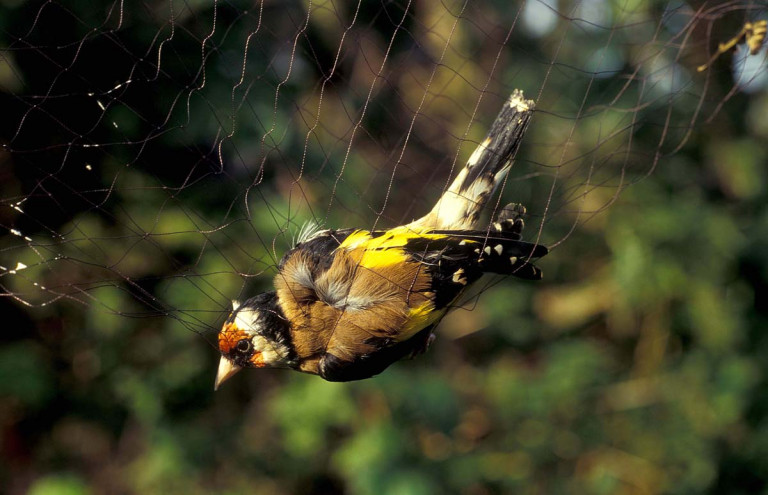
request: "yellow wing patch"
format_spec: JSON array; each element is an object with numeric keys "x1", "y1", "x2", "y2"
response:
[
  {"x1": 399, "y1": 301, "x2": 446, "y2": 341},
  {"x1": 337, "y1": 226, "x2": 478, "y2": 341},
  {"x1": 339, "y1": 226, "x2": 479, "y2": 270}
]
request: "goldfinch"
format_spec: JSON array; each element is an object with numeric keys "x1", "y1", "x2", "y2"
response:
[{"x1": 215, "y1": 90, "x2": 547, "y2": 387}]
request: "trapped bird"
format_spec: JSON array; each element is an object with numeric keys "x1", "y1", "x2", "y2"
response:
[{"x1": 215, "y1": 90, "x2": 547, "y2": 388}]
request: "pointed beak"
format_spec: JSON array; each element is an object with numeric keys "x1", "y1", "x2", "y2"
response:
[{"x1": 214, "y1": 357, "x2": 242, "y2": 391}]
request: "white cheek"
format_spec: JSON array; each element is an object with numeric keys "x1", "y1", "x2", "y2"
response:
[
  {"x1": 232, "y1": 308, "x2": 290, "y2": 365},
  {"x1": 235, "y1": 308, "x2": 260, "y2": 331},
  {"x1": 251, "y1": 335, "x2": 287, "y2": 364}
]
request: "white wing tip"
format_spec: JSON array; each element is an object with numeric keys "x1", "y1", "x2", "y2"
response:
[{"x1": 508, "y1": 89, "x2": 534, "y2": 112}]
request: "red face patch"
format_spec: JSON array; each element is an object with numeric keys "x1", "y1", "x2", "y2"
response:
[
  {"x1": 218, "y1": 322, "x2": 248, "y2": 355},
  {"x1": 218, "y1": 322, "x2": 266, "y2": 368}
]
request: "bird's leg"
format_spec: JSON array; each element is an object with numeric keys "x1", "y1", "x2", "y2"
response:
[
  {"x1": 406, "y1": 327, "x2": 437, "y2": 359},
  {"x1": 492, "y1": 203, "x2": 527, "y2": 240}
]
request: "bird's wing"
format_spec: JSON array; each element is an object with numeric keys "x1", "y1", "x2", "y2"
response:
[
  {"x1": 275, "y1": 227, "x2": 547, "y2": 381},
  {"x1": 409, "y1": 229, "x2": 548, "y2": 281},
  {"x1": 315, "y1": 238, "x2": 440, "y2": 381},
  {"x1": 275, "y1": 228, "x2": 442, "y2": 380}
]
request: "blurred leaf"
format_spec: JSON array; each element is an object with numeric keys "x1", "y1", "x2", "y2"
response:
[
  {"x1": 28, "y1": 475, "x2": 91, "y2": 495},
  {"x1": 270, "y1": 377, "x2": 356, "y2": 458},
  {"x1": 0, "y1": 341, "x2": 54, "y2": 409}
]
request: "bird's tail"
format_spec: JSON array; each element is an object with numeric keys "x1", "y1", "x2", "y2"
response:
[{"x1": 408, "y1": 90, "x2": 535, "y2": 231}]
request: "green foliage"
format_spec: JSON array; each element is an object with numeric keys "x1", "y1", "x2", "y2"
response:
[
  {"x1": 28, "y1": 475, "x2": 91, "y2": 495},
  {"x1": 2, "y1": 0, "x2": 768, "y2": 494},
  {"x1": 0, "y1": 342, "x2": 54, "y2": 409}
]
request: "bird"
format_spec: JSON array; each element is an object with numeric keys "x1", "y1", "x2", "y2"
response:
[{"x1": 215, "y1": 90, "x2": 548, "y2": 388}]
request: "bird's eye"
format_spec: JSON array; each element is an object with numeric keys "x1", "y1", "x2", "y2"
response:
[{"x1": 235, "y1": 339, "x2": 252, "y2": 354}]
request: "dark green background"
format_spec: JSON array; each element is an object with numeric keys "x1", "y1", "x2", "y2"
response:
[{"x1": 2, "y1": 0, "x2": 768, "y2": 493}]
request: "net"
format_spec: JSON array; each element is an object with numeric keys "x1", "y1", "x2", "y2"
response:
[{"x1": 1, "y1": 1, "x2": 767, "y2": 492}]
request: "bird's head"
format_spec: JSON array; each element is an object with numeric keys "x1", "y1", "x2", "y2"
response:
[{"x1": 214, "y1": 291, "x2": 295, "y2": 390}]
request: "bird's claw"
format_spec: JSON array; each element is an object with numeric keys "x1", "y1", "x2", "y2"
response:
[
  {"x1": 408, "y1": 332, "x2": 436, "y2": 359},
  {"x1": 493, "y1": 203, "x2": 527, "y2": 239}
]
